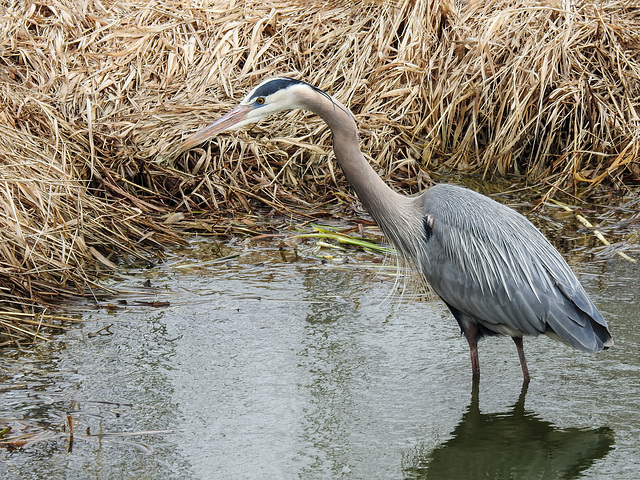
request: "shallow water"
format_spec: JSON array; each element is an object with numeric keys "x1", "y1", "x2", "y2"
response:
[{"x1": 1, "y1": 240, "x2": 639, "y2": 479}]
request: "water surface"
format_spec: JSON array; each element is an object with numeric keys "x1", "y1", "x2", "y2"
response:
[{"x1": 1, "y1": 240, "x2": 638, "y2": 479}]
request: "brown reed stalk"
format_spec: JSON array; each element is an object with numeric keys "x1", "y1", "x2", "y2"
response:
[{"x1": 0, "y1": 0, "x2": 638, "y2": 344}]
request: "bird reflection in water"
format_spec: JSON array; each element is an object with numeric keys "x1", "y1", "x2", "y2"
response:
[{"x1": 403, "y1": 381, "x2": 614, "y2": 479}]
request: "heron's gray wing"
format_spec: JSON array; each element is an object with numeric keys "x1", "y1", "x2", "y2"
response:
[{"x1": 418, "y1": 185, "x2": 610, "y2": 353}]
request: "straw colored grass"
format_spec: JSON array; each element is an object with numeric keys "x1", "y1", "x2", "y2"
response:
[
  {"x1": 0, "y1": 121, "x2": 180, "y2": 344},
  {"x1": 0, "y1": 0, "x2": 639, "y2": 344}
]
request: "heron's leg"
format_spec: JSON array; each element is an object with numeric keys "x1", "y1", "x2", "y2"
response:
[
  {"x1": 512, "y1": 337, "x2": 530, "y2": 382},
  {"x1": 461, "y1": 322, "x2": 480, "y2": 376},
  {"x1": 445, "y1": 304, "x2": 481, "y2": 377}
]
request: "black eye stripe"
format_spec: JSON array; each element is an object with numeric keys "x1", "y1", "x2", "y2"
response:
[
  {"x1": 247, "y1": 77, "x2": 350, "y2": 118},
  {"x1": 249, "y1": 78, "x2": 297, "y2": 100}
]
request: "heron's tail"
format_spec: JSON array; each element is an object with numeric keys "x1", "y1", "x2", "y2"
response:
[{"x1": 545, "y1": 302, "x2": 613, "y2": 353}]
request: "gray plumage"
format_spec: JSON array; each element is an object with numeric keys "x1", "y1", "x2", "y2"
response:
[
  {"x1": 414, "y1": 184, "x2": 610, "y2": 353},
  {"x1": 180, "y1": 77, "x2": 613, "y2": 380}
]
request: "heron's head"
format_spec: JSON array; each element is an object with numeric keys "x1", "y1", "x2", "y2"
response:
[{"x1": 180, "y1": 77, "x2": 318, "y2": 152}]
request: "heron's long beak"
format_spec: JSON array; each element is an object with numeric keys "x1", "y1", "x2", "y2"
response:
[{"x1": 179, "y1": 104, "x2": 252, "y2": 152}]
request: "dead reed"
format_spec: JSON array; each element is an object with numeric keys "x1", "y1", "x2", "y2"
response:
[{"x1": 0, "y1": 0, "x2": 638, "y2": 344}]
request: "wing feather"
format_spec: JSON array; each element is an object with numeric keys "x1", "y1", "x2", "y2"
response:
[{"x1": 416, "y1": 185, "x2": 610, "y2": 352}]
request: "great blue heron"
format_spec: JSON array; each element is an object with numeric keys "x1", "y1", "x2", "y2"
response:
[{"x1": 180, "y1": 77, "x2": 613, "y2": 380}]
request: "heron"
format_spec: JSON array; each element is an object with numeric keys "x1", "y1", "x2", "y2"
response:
[{"x1": 180, "y1": 77, "x2": 613, "y2": 380}]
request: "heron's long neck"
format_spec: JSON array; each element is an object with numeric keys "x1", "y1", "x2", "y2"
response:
[{"x1": 307, "y1": 94, "x2": 424, "y2": 260}]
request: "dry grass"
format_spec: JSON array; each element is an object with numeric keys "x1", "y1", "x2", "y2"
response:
[
  {"x1": 0, "y1": 122, "x2": 180, "y2": 345},
  {"x1": 169, "y1": 0, "x2": 640, "y2": 198},
  {"x1": 0, "y1": 0, "x2": 639, "y2": 344}
]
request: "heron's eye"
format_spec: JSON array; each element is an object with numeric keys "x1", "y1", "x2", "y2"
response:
[{"x1": 255, "y1": 97, "x2": 265, "y2": 105}]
